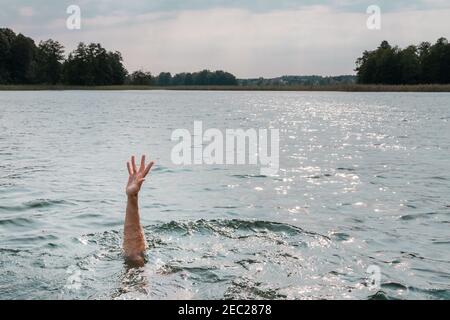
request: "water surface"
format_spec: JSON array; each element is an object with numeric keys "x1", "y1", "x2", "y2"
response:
[{"x1": 0, "y1": 91, "x2": 449, "y2": 299}]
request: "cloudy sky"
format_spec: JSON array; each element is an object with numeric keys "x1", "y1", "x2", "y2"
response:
[{"x1": 1, "y1": 0, "x2": 450, "y2": 77}]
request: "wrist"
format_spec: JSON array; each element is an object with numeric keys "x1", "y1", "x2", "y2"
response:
[{"x1": 127, "y1": 193, "x2": 138, "y2": 200}]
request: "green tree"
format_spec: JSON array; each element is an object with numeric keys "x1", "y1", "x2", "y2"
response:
[
  {"x1": 128, "y1": 70, "x2": 153, "y2": 85},
  {"x1": 213, "y1": 70, "x2": 237, "y2": 85},
  {"x1": 356, "y1": 50, "x2": 377, "y2": 84},
  {"x1": 357, "y1": 38, "x2": 450, "y2": 84},
  {"x1": 184, "y1": 72, "x2": 193, "y2": 85},
  {"x1": 417, "y1": 42, "x2": 431, "y2": 83},
  {"x1": 0, "y1": 28, "x2": 16, "y2": 84},
  {"x1": 9, "y1": 33, "x2": 38, "y2": 84},
  {"x1": 193, "y1": 69, "x2": 209, "y2": 85},
  {"x1": 171, "y1": 72, "x2": 186, "y2": 85},
  {"x1": 373, "y1": 41, "x2": 401, "y2": 84},
  {"x1": 156, "y1": 72, "x2": 172, "y2": 86},
  {"x1": 425, "y1": 37, "x2": 450, "y2": 84},
  {"x1": 36, "y1": 39, "x2": 64, "y2": 84},
  {"x1": 398, "y1": 45, "x2": 420, "y2": 84},
  {"x1": 106, "y1": 51, "x2": 128, "y2": 85},
  {"x1": 63, "y1": 42, "x2": 127, "y2": 85}
]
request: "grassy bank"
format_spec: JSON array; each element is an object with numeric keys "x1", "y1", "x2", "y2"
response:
[{"x1": 1, "y1": 84, "x2": 450, "y2": 92}]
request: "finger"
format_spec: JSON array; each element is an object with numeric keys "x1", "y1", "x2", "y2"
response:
[
  {"x1": 139, "y1": 155, "x2": 145, "y2": 172},
  {"x1": 143, "y1": 161, "x2": 154, "y2": 177},
  {"x1": 131, "y1": 155, "x2": 137, "y2": 174},
  {"x1": 126, "y1": 162, "x2": 132, "y2": 175}
]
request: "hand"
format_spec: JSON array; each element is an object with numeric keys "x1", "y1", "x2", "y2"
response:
[{"x1": 126, "y1": 155, "x2": 154, "y2": 197}]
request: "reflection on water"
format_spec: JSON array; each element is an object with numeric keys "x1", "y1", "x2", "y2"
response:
[{"x1": 0, "y1": 91, "x2": 449, "y2": 300}]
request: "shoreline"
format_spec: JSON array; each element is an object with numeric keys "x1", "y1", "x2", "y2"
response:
[{"x1": 1, "y1": 84, "x2": 450, "y2": 92}]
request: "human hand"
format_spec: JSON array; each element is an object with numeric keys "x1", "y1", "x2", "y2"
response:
[{"x1": 126, "y1": 155, "x2": 154, "y2": 197}]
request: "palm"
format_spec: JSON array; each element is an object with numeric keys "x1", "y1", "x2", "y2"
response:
[
  {"x1": 126, "y1": 155, "x2": 154, "y2": 196},
  {"x1": 126, "y1": 174, "x2": 143, "y2": 196}
]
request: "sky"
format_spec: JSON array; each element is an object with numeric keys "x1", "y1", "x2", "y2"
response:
[{"x1": 1, "y1": 0, "x2": 450, "y2": 78}]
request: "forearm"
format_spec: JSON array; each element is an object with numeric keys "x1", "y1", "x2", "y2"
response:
[
  {"x1": 123, "y1": 194, "x2": 147, "y2": 264},
  {"x1": 123, "y1": 154, "x2": 154, "y2": 267}
]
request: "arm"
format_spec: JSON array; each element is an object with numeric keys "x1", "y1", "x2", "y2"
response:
[{"x1": 123, "y1": 155, "x2": 154, "y2": 267}]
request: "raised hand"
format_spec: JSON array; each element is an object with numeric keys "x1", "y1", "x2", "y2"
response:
[{"x1": 126, "y1": 155, "x2": 154, "y2": 197}]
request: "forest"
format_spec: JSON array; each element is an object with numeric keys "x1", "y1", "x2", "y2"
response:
[
  {"x1": 2, "y1": 28, "x2": 449, "y2": 86},
  {"x1": 356, "y1": 38, "x2": 450, "y2": 84},
  {"x1": 0, "y1": 28, "x2": 237, "y2": 86}
]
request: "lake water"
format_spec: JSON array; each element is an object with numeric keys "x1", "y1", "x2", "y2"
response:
[{"x1": 0, "y1": 91, "x2": 449, "y2": 300}]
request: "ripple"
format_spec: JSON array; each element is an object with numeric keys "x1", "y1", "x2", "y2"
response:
[
  {"x1": 400, "y1": 212, "x2": 439, "y2": 220},
  {"x1": 148, "y1": 219, "x2": 329, "y2": 241},
  {"x1": 0, "y1": 199, "x2": 72, "y2": 212},
  {"x1": 8, "y1": 234, "x2": 59, "y2": 243},
  {"x1": 430, "y1": 176, "x2": 447, "y2": 181},
  {"x1": 231, "y1": 174, "x2": 268, "y2": 179},
  {"x1": 336, "y1": 167, "x2": 356, "y2": 172},
  {"x1": 0, "y1": 217, "x2": 33, "y2": 227},
  {"x1": 381, "y1": 282, "x2": 409, "y2": 291},
  {"x1": 24, "y1": 199, "x2": 71, "y2": 208},
  {"x1": 224, "y1": 277, "x2": 287, "y2": 299},
  {"x1": 331, "y1": 232, "x2": 351, "y2": 242}
]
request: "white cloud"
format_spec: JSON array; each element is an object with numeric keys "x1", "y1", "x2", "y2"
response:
[{"x1": 18, "y1": 6, "x2": 35, "y2": 17}]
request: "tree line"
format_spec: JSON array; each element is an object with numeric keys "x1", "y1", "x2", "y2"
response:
[
  {"x1": 0, "y1": 28, "x2": 237, "y2": 86},
  {"x1": 356, "y1": 38, "x2": 450, "y2": 84},
  {"x1": 3, "y1": 28, "x2": 449, "y2": 87},
  {"x1": 240, "y1": 75, "x2": 356, "y2": 86},
  {"x1": 127, "y1": 69, "x2": 237, "y2": 86}
]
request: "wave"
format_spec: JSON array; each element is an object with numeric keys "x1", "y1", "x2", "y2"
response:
[
  {"x1": 0, "y1": 199, "x2": 72, "y2": 212},
  {"x1": 1, "y1": 218, "x2": 447, "y2": 300},
  {"x1": 147, "y1": 219, "x2": 329, "y2": 241},
  {"x1": 0, "y1": 217, "x2": 33, "y2": 226},
  {"x1": 231, "y1": 174, "x2": 268, "y2": 179}
]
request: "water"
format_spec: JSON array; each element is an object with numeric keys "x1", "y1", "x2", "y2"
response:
[{"x1": 0, "y1": 91, "x2": 449, "y2": 300}]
